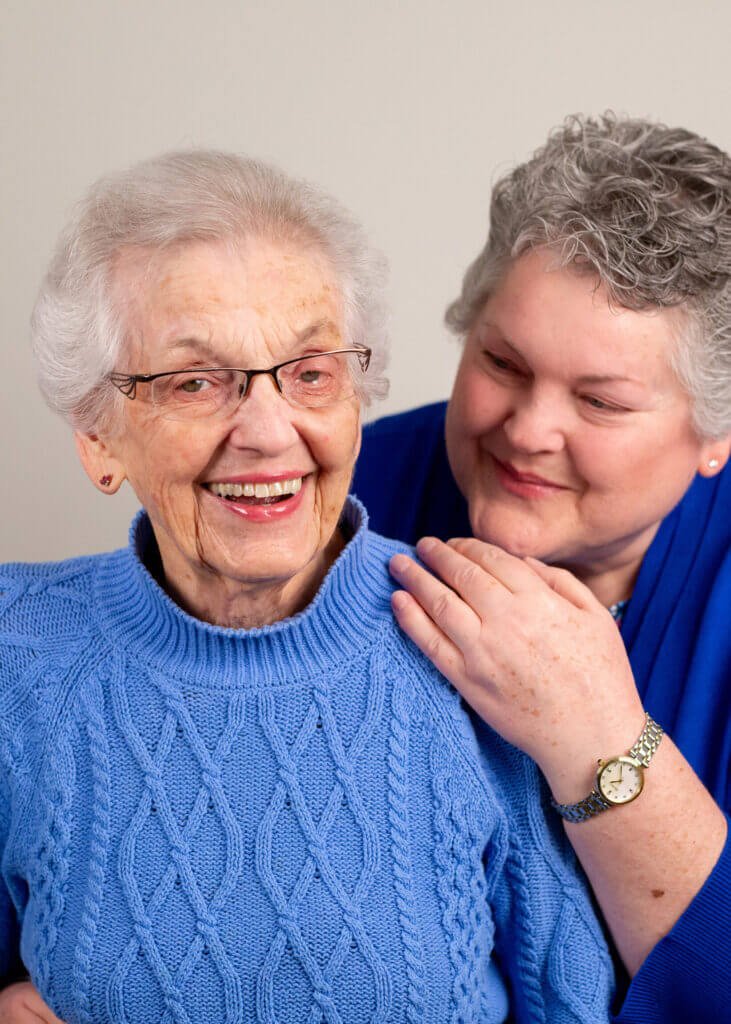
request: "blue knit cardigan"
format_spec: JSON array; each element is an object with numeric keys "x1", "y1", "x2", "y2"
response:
[{"x1": 0, "y1": 498, "x2": 614, "y2": 1023}]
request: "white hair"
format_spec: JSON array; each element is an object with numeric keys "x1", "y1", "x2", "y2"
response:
[{"x1": 31, "y1": 149, "x2": 390, "y2": 432}]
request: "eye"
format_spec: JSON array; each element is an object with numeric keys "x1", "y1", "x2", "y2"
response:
[
  {"x1": 297, "y1": 368, "x2": 325, "y2": 385},
  {"x1": 482, "y1": 350, "x2": 522, "y2": 374},
  {"x1": 582, "y1": 395, "x2": 627, "y2": 412},
  {"x1": 178, "y1": 377, "x2": 212, "y2": 394}
]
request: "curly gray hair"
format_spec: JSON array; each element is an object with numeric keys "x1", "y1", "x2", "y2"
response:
[
  {"x1": 446, "y1": 113, "x2": 731, "y2": 439},
  {"x1": 32, "y1": 150, "x2": 390, "y2": 433}
]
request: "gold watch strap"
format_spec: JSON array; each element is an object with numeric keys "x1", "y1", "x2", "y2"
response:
[{"x1": 552, "y1": 713, "x2": 663, "y2": 822}]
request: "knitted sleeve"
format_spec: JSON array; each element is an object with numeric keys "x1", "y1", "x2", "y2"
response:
[
  {"x1": 0, "y1": 560, "x2": 95, "y2": 989},
  {"x1": 473, "y1": 717, "x2": 616, "y2": 1024}
]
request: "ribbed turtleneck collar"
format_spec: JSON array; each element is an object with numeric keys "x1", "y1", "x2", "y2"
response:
[{"x1": 92, "y1": 497, "x2": 398, "y2": 689}]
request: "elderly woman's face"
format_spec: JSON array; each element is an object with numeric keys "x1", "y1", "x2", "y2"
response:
[
  {"x1": 445, "y1": 247, "x2": 723, "y2": 571},
  {"x1": 98, "y1": 239, "x2": 361, "y2": 598}
]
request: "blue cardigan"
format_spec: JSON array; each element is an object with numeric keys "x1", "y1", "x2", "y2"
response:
[
  {"x1": 0, "y1": 497, "x2": 615, "y2": 1023},
  {"x1": 353, "y1": 401, "x2": 731, "y2": 1023}
]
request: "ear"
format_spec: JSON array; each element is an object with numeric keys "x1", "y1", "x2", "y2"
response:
[
  {"x1": 74, "y1": 430, "x2": 127, "y2": 494},
  {"x1": 697, "y1": 435, "x2": 731, "y2": 478}
]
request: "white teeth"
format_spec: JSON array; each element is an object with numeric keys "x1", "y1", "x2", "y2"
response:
[{"x1": 207, "y1": 477, "x2": 304, "y2": 498}]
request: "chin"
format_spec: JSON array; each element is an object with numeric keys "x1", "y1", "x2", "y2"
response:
[{"x1": 469, "y1": 503, "x2": 552, "y2": 560}]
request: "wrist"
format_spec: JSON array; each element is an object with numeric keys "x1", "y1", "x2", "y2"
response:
[{"x1": 539, "y1": 707, "x2": 649, "y2": 805}]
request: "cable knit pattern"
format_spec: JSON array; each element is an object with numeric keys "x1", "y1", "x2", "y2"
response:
[
  {"x1": 73, "y1": 674, "x2": 112, "y2": 1024},
  {"x1": 387, "y1": 658, "x2": 427, "y2": 1023},
  {"x1": 0, "y1": 498, "x2": 615, "y2": 1023}
]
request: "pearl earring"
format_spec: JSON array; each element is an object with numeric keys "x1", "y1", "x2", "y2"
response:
[{"x1": 708, "y1": 459, "x2": 719, "y2": 469}]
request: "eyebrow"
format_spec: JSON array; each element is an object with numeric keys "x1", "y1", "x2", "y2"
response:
[
  {"x1": 481, "y1": 325, "x2": 646, "y2": 388},
  {"x1": 166, "y1": 319, "x2": 339, "y2": 362}
]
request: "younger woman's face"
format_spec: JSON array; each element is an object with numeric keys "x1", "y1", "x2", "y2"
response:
[{"x1": 445, "y1": 248, "x2": 728, "y2": 578}]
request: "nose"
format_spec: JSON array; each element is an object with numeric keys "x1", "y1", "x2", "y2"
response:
[
  {"x1": 501, "y1": 388, "x2": 566, "y2": 454},
  {"x1": 225, "y1": 373, "x2": 301, "y2": 455}
]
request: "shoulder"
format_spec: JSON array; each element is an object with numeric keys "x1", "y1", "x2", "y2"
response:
[
  {"x1": 0, "y1": 552, "x2": 113, "y2": 712},
  {"x1": 0, "y1": 553, "x2": 103, "y2": 642}
]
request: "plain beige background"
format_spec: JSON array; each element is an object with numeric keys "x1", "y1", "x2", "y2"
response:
[{"x1": 3, "y1": 0, "x2": 731, "y2": 561}]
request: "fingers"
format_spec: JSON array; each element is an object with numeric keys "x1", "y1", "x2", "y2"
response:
[
  {"x1": 390, "y1": 590, "x2": 466, "y2": 684},
  {"x1": 442, "y1": 537, "x2": 548, "y2": 595},
  {"x1": 23, "y1": 984, "x2": 67, "y2": 1024},
  {"x1": 389, "y1": 552, "x2": 483, "y2": 650},
  {"x1": 0, "y1": 981, "x2": 67, "y2": 1023},
  {"x1": 411, "y1": 538, "x2": 509, "y2": 618},
  {"x1": 523, "y1": 556, "x2": 597, "y2": 611},
  {"x1": 390, "y1": 590, "x2": 494, "y2": 712}
]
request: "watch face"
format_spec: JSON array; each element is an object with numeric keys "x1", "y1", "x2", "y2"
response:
[{"x1": 597, "y1": 757, "x2": 644, "y2": 805}]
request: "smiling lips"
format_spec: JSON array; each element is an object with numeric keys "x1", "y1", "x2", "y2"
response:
[
  {"x1": 491, "y1": 456, "x2": 569, "y2": 497},
  {"x1": 205, "y1": 476, "x2": 303, "y2": 504},
  {"x1": 202, "y1": 472, "x2": 310, "y2": 519}
]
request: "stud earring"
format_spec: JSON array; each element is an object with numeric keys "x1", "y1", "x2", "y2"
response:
[
  {"x1": 99, "y1": 474, "x2": 113, "y2": 487},
  {"x1": 708, "y1": 459, "x2": 719, "y2": 470}
]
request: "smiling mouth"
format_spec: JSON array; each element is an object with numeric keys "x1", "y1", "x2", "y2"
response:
[
  {"x1": 491, "y1": 457, "x2": 566, "y2": 489},
  {"x1": 203, "y1": 476, "x2": 304, "y2": 506}
]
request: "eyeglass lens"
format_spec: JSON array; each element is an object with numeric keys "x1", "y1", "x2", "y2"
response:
[{"x1": 149, "y1": 352, "x2": 358, "y2": 420}]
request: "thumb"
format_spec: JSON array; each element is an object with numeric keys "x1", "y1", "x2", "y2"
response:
[{"x1": 524, "y1": 556, "x2": 598, "y2": 611}]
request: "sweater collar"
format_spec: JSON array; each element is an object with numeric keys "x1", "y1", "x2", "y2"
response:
[{"x1": 93, "y1": 496, "x2": 394, "y2": 688}]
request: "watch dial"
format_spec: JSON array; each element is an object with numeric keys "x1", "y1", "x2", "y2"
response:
[{"x1": 597, "y1": 758, "x2": 643, "y2": 805}]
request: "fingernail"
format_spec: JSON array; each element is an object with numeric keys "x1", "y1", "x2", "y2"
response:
[
  {"x1": 416, "y1": 537, "x2": 437, "y2": 555},
  {"x1": 391, "y1": 591, "x2": 409, "y2": 611}
]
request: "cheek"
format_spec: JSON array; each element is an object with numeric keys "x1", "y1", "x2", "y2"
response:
[
  {"x1": 571, "y1": 420, "x2": 699, "y2": 501},
  {"x1": 116, "y1": 418, "x2": 214, "y2": 516},
  {"x1": 311, "y1": 408, "x2": 361, "y2": 474},
  {"x1": 458, "y1": 362, "x2": 506, "y2": 424}
]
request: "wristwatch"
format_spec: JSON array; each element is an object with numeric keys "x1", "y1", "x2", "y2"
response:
[{"x1": 551, "y1": 713, "x2": 664, "y2": 823}]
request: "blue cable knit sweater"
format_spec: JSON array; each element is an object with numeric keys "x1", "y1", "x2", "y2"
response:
[{"x1": 0, "y1": 498, "x2": 614, "y2": 1023}]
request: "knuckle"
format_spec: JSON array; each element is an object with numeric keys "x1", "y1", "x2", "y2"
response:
[
  {"x1": 453, "y1": 563, "x2": 478, "y2": 590},
  {"x1": 425, "y1": 633, "x2": 444, "y2": 662},
  {"x1": 433, "y1": 591, "x2": 454, "y2": 621}
]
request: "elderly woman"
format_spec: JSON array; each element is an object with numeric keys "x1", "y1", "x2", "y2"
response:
[
  {"x1": 354, "y1": 114, "x2": 731, "y2": 1023},
  {"x1": 0, "y1": 152, "x2": 616, "y2": 1024}
]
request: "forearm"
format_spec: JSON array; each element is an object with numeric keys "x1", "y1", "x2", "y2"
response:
[{"x1": 545, "y1": 734, "x2": 727, "y2": 976}]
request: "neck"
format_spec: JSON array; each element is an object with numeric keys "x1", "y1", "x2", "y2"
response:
[
  {"x1": 557, "y1": 523, "x2": 661, "y2": 608},
  {"x1": 154, "y1": 528, "x2": 346, "y2": 629}
]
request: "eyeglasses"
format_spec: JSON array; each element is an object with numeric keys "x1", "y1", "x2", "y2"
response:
[{"x1": 108, "y1": 347, "x2": 371, "y2": 421}]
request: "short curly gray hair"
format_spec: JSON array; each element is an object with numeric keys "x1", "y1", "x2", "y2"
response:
[
  {"x1": 32, "y1": 150, "x2": 390, "y2": 433},
  {"x1": 446, "y1": 113, "x2": 731, "y2": 439}
]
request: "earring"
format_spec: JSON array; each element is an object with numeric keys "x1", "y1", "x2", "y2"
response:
[
  {"x1": 99, "y1": 474, "x2": 113, "y2": 487},
  {"x1": 708, "y1": 459, "x2": 719, "y2": 470}
]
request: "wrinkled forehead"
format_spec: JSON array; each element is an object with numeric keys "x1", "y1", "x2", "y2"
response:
[{"x1": 109, "y1": 237, "x2": 344, "y2": 367}]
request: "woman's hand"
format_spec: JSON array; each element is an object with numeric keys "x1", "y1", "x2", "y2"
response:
[
  {"x1": 389, "y1": 537, "x2": 646, "y2": 798},
  {"x1": 0, "y1": 982, "x2": 66, "y2": 1023}
]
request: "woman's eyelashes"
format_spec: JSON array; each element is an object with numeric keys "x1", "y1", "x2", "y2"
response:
[
  {"x1": 482, "y1": 349, "x2": 525, "y2": 376},
  {"x1": 482, "y1": 350, "x2": 631, "y2": 416},
  {"x1": 581, "y1": 394, "x2": 628, "y2": 413}
]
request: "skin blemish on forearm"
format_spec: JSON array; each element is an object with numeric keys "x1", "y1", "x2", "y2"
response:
[{"x1": 651, "y1": 889, "x2": 665, "y2": 898}]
